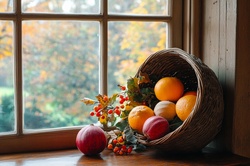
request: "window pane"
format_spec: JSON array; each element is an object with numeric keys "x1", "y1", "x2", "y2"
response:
[
  {"x1": 0, "y1": 21, "x2": 15, "y2": 134},
  {"x1": 22, "y1": 21, "x2": 99, "y2": 130},
  {"x1": 22, "y1": 0, "x2": 100, "y2": 14},
  {"x1": 108, "y1": 21, "x2": 168, "y2": 94},
  {"x1": 108, "y1": 0, "x2": 169, "y2": 15},
  {"x1": 0, "y1": 0, "x2": 13, "y2": 12}
]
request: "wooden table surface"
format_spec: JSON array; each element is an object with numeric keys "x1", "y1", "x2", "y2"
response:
[{"x1": 0, "y1": 148, "x2": 250, "y2": 166}]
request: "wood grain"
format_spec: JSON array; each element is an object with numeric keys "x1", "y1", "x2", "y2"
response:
[
  {"x1": 201, "y1": 0, "x2": 250, "y2": 158},
  {"x1": 0, "y1": 148, "x2": 249, "y2": 166},
  {"x1": 233, "y1": 0, "x2": 250, "y2": 158}
]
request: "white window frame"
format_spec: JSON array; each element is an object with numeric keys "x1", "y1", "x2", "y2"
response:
[{"x1": 0, "y1": 0, "x2": 183, "y2": 154}]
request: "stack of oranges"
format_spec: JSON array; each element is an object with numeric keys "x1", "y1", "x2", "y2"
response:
[
  {"x1": 154, "y1": 77, "x2": 197, "y2": 122},
  {"x1": 128, "y1": 76, "x2": 197, "y2": 138}
]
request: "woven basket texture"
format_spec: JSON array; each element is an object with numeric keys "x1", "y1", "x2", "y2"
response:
[{"x1": 135, "y1": 48, "x2": 224, "y2": 153}]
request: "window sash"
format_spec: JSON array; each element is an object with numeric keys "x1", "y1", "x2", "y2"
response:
[{"x1": 0, "y1": 0, "x2": 182, "y2": 154}]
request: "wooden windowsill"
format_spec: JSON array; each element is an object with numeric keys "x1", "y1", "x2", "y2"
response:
[{"x1": 0, "y1": 148, "x2": 250, "y2": 166}]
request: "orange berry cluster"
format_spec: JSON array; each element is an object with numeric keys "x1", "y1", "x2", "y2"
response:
[{"x1": 107, "y1": 136, "x2": 133, "y2": 155}]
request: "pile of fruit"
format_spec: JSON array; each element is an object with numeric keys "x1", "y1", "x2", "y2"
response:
[
  {"x1": 127, "y1": 76, "x2": 197, "y2": 141},
  {"x1": 78, "y1": 74, "x2": 197, "y2": 156}
]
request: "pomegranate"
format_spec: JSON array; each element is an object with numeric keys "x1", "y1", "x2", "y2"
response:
[
  {"x1": 76, "y1": 124, "x2": 107, "y2": 155},
  {"x1": 142, "y1": 116, "x2": 169, "y2": 141}
]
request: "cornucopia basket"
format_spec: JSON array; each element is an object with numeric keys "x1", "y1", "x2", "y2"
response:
[{"x1": 135, "y1": 48, "x2": 224, "y2": 153}]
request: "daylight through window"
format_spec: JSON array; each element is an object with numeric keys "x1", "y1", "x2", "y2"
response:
[{"x1": 0, "y1": 1, "x2": 182, "y2": 151}]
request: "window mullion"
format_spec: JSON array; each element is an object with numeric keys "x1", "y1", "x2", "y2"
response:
[
  {"x1": 108, "y1": 15, "x2": 172, "y2": 21},
  {"x1": 14, "y1": 0, "x2": 23, "y2": 136},
  {"x1": 21, "y1": 13, "x2": 103, "y2": 21},
  {"x1": 100, "y1": 0, "x2": 108, "y2": 95}
]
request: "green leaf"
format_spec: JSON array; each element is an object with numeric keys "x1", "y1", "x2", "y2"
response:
[
  {"x1": 124, "y1": 125, "x2": 138, "y2": 144},
  {"x1": 127, "y1": 77, "x2": 139, "y2": 90},
  {"x1": 134, "y1": 143, "x2": 147, "y2": 152},
  {"x1": 140, "y1": 87, "x2": 154, "y2": 93},
  {"x1": 114, "y1": 118, "x2": 128, "y2": 131},
  {"x1": 127, "y1": 78, "x2": 140, "y2": 98}
]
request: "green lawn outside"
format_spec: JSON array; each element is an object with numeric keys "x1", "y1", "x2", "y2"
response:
[{"x1": 0, "y1": 87, "x2": 14, "y2": 97}]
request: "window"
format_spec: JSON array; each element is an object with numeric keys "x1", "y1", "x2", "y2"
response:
[{"x1": 0, "y1": 0, "x2": 182, "y2": 154}]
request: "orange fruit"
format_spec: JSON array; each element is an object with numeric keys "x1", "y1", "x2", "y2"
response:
[
  {"x1": 128, "y1": 105, "x2": 154, "y2": 134},
  {"x1": 154, "y1": 77, "x2": 184, "y2": 101},
  {"x1": 154, "y1": 101, "x2": 176, "y2": 121},
  {"x1": 176, "y1": 95, "x2": 197, "y2": 121},
  {"x1": 183, "y1": 91, "x2": 197, "y2": 96}
]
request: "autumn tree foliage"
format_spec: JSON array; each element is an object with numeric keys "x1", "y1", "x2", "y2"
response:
[{"x1": 0, "y1": 0, "x2": 167, "y2": 131}]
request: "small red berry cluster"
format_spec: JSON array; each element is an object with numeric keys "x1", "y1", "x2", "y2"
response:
[
  {"x1": 107, "y1": 136, "x2": 133, "y2": 155},
  {"x1": 89, "y1": 85, "x2": 129, "y2": 121},
  {"x1": 89, "y1": 101, "x2": 117, "y2": 120}
]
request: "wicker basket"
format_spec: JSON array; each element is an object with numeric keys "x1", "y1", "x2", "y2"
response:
[{"x1": 135, "y1": 48, "x2": 224, "y2": 153}]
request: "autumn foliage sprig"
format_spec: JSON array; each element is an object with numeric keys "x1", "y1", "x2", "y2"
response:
[
  {"x1": 80, "y1": 85, "x2": 131, "y2": 127},
  {"x1": 80, "y1": 73, "x2": 159, "y2": 128}
]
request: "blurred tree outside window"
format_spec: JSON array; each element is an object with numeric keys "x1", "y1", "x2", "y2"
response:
[
  {"x1": 0, "y1": 20, "x2": 14, "y2": 133},
  {"x1": 0, "y1": 0, "x2": 172, "y2": 133},
  {"x1": 0, "y1": 0, "x2": 13, "y2": 12}
]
